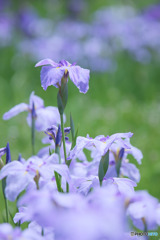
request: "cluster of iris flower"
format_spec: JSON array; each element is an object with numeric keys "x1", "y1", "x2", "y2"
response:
[
  {"x1": 0, "y1": 59, "x2": 159, "y2": 240},
  {"x1": 1, "y1": 4, "x2": 160, "y2": 71}
]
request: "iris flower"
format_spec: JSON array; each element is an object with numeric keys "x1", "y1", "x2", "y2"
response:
[
  {"x1": 3, "y1": 92, "x2": 63, "y2": 131},
  {"x1": 35, "y1": 59, "x2": 90, "y2": 93}
]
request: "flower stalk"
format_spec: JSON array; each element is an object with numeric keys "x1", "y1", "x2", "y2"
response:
[
  {"x1": 2, "y1": 178, "x2": 9, "y2": 223},
  {"x1": 31, "y1": 102, "x2": 36, "y2": 156}
]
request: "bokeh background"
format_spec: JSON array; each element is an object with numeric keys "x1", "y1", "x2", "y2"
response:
[{"x1": 0, "y1": 0, "x2": 160, "y2": 203}]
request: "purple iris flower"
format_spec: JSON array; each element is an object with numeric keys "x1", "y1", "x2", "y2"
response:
[
  {"x1": 0, "y1": 224, "x2": 21, "y2": 240},
  {"x1": 0, "y1": 154, "x2": 73, "y2": 201},
  {"x1": 0, "y1": 147, "x2": 6, "y2": 159},
  {"x1": 3, "y1": 92, "x2": 64, "y2": 131},
  {"x1": 68, "y1": 132, "x2": 134, "y2": 161},
  {"x1": 17, "y1": 186, "x2": 125, "y2": 240},
  {"x1": 126, "y1": 191, "x2": 159, "y2": 230},
  {"x1": 35, "y1": 59, "x2": 90, "y2": 93},
  {"x1": 45, "y1": 125, "x2": 71, "y2": 147},
  {"x1": 68, "y1": 132, "x2": 142, "y2": 185},
  {"x1": 0, "y1": 142, "x2": 11, "y2": 164},
  {"x1": 0, "y1": 223, "x2": 44, "y2": 240}
]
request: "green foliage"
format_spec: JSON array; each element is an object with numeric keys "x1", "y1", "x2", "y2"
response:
[{"x1": 98, "y1": 151, "x2": 109, "y2": 186}]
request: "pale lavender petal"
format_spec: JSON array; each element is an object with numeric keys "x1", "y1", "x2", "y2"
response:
[
  {"x1": 13, "y1": 207, "x2": 30, "y2": 224},
  {"x1": 0, "y1": 224, "x2": 21, "y2": 239},
  {"x1": 35, "y1": 58, "x2": 59, "y2": 67},
  {"x1": 121, "y1": 163, "x2": 140, "y2": 183},
  {"x1": 29, "y1": 91, "x2": 44, "y2": 109},
  {"x1": 127, "y1": 191, "x2": 158, "y2": 230},
  {"x1": 37, "y1": 146, "x2": 51, "y2": 158},
  {"x1": 0, "y1": 147, "x2": 6, "y2": 158},
  {"x1": 156, "y1": 204, "x2": 160, "y2": 225},
  {"x1": 0, "y1": 161, "x2": 24, "y2": 180},
  {"x1": 5, "y1": 172, "x2": 31, "y2": 201},
  {"x1": 40, "y1": 163, "x2": 72, "y2": 185},
  {"x1": 69, "y1": 136, "x2": 106, "y2": 160},
  {"x1": 105, "y1": 177, "x2": 136, "y2": 196},
  {"x1": 68, "y1": 66, "x2": 90, "y2": 93},
  {"x1": 126, "y1": 145, "x2": 143, "y2": 164},
  {"x1": 22, "y1": 228, "x2": 44, "y2": 240},
  {"x1": 40, "y1": 66, "x2": 64, "y2": 91},
  {"x1": 27, "y1": 107, "x2": 63, "y2": 131},
  {"x1": 3, "y1": 103, "x2": 29, "y2": 120},
  {"x1": 104, "y1": 132, "x2": 133, "y2": 154}
]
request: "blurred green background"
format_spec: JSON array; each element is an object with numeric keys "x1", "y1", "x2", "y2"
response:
[{"x1": 0, "y1": 0, "x2": 160, "y2": 220}]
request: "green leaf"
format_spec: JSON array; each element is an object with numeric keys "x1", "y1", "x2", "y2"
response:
[
  {"x1": 98, "y1": 151, "x2": 109, "y2": 186},
  {"x1": 49, "y1": 148, "x2": 52, "y2": 156},
  {"x1": 70, "y1": 113, "x2": 75, "y2": 142},
  {"x1": 116, "y1": 158, "x2": 122, "y2": 177},
  {"x1": 54, "y1": 171, "x2": 63, "y2": 193},
  {"x1": 70, "y1": 113, "x2": 78, "y2": 150},
  {"x1": 73, "y1": 128, "x2": 79, "y2": 148},
  {"x1": 2, "y1": 178, "x2": 6, "y2": 197}
]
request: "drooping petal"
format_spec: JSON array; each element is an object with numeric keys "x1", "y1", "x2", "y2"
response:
[
  {"x1": 3, "y1": 103, "x2": 29, "y2": 120},
  {"x1": 126, "y1": 145, "x2": 143, "y2": 164},
  {"x1": 0, "y1": 161, "x2": 24, "y2": 180},
  {"x1": 0, "y1": 147, "x2": 6, "y2": 158},
  {"x1": 121, "y1": 163, "x2": 140, "y2": 183},
  {"x1": 105, "y1": 177, "x2": 137, "y2": 197},
  {"x1": 68, "y1": 66, "x2": 90, "y2": 93},
  {"x1": 13, "y1": 207, "x2": 30, "y2": 224},
  {"x1": 103, "y1": 132, "x2": 133, "y2": 154},
  {"x1": 35, "y1": 58, "x2": 59, "y2": 68},
  {"x1": 27, "y1": 107, "x2": 63, "y2": 131},
  {"x1": 40, "y1": 66, "x2": 64, "y2": 90},
  {"x1": 29, "y1": 91, "x2": 44, "y2": 109},
  {"x1": 5, "y1": 172, "x2": 31, "y2": 201}
]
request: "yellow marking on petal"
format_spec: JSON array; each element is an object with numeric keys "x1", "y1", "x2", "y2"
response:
[
  {"x1": 46, "y1": 132, "x2": 54, "y2": 139},
  {"x1": 116, "y1": 148, "x2": 120, "y2": 156},
  {"x1": 65, "y1": 69, "x2": 68, "y2": 74},
  {"x1": 38, "y1": 163, "x2": 43, "y2": 168},
  {"x1": 24, "y1": 171, "x2": 28, "y2": 175}
]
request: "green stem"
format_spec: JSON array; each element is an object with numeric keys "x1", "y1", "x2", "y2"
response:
[
  {"x1": 55, "y1": 145, "x2": 62, "y2": 191},
  {"x1": 4, "y1": 197, "x2": 9, "y2": 223},
  {"x1": 55, "y1": 146, "x2": 61, "y2": 164},
  {"x1": 2, "y1": 179, "x2": 9, "y2": 223},
  {"x1": 31, "y1": 117, "x2": 35, "y2": 156},
  {"x1": 60, "y1": 114, "x2": 67, "y2": 164}
]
